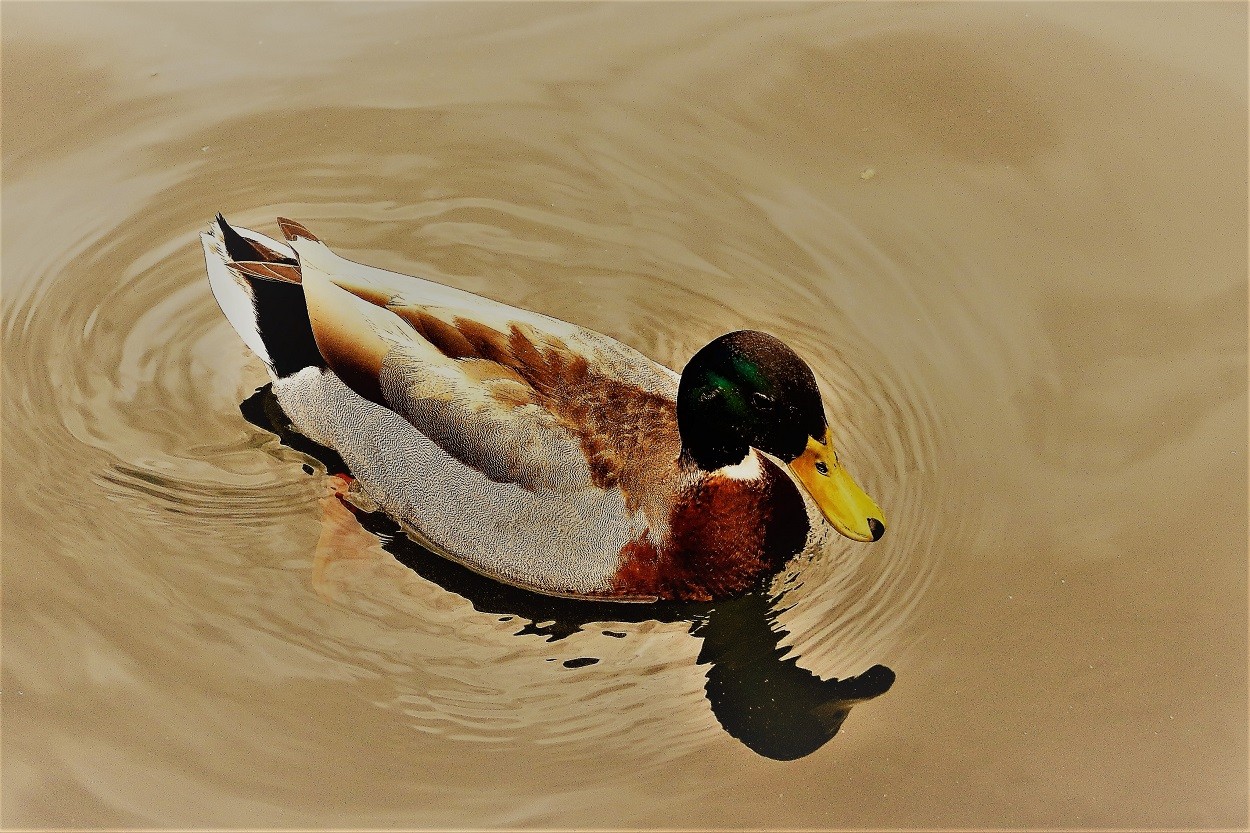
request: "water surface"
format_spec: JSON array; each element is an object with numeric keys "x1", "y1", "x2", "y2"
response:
[{"x1": 3, "y1": 2, "x2": 1246, "y2": 829}]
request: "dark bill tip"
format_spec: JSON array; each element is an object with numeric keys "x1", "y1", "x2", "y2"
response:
[{"x1": 867, "y1": 517, "x2": 885, "y2": 542}]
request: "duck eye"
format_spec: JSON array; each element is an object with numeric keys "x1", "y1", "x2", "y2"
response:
[{"x1": 814, "y1": 460, "x2": 829, "y2": 475}]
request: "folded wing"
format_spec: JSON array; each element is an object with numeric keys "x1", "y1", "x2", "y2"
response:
[{"x1": 286, "y1": 225, "x2": 682, "y2": 506}]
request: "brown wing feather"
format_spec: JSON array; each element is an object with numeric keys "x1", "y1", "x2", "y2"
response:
[
  {"x1": 407, "y1": 314, "x2": 684, "y2": 523},
  {"x1": 277, "y1": 217, "x2": 321, "y2": 243},
  {"x1": 229, "y1": 260, "x2": 302, "y2": 283},
  {"x1": 301, "y1": 266, "x2": 403, "y2": 406},
  {"x1": 388, "y1": 306, "x2": 478, "y2": 359}
]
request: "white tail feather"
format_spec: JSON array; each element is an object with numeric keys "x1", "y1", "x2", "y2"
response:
[
  {"x1": 202, "y1": 221, "x2": 297, "y2": 373},
  {"x1": 202, "y1": 231, "x2": 272, "y2": 369}
]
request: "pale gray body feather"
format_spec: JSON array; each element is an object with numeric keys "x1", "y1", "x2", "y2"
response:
[{"x1": 275, "y1": 366, "x2": 645, "y2": 596}]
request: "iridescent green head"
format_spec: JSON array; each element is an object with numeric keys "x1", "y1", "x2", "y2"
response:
[
  {"x1": 677, "y1": 331, "x2": 824, "y2": 469},
  {"x1": 676, "y1": 330, "x2": 886, "y2": 542}
]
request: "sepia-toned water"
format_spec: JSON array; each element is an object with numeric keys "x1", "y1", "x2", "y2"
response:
[{"x1": 2, "y1": 2, "x2": 1246, "y2": 829}]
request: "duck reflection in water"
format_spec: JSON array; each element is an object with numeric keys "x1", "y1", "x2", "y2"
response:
[{"x1": 243, "y1": 385, "x2": 894, "y2": 761}]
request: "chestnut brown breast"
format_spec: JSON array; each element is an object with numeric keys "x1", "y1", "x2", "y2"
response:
[{"x1": 612, "y1": 456, "x2": 809, "y2": 601}]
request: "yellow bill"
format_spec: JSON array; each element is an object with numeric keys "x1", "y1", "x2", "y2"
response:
[{"x1": 787, "y1": 428, "x2": 886, "y2": 542}]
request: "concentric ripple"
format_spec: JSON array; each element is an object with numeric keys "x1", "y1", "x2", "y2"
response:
[{"x1": 3, "y1": 106, "x2": 957, "y2": 763}]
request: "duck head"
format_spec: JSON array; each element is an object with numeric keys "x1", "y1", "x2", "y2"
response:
[{"x1": 676, "y1": 330, "x2": 885, "y2": 542}]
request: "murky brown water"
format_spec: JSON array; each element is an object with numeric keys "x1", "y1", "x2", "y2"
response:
[{"x1": 3, "y1": 2, "x2": 1246, "y2": 829}]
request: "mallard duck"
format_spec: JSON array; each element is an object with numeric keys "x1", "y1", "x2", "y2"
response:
[{"x1": 202, "y1": 215, "x2": 885, "y2": 602}]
